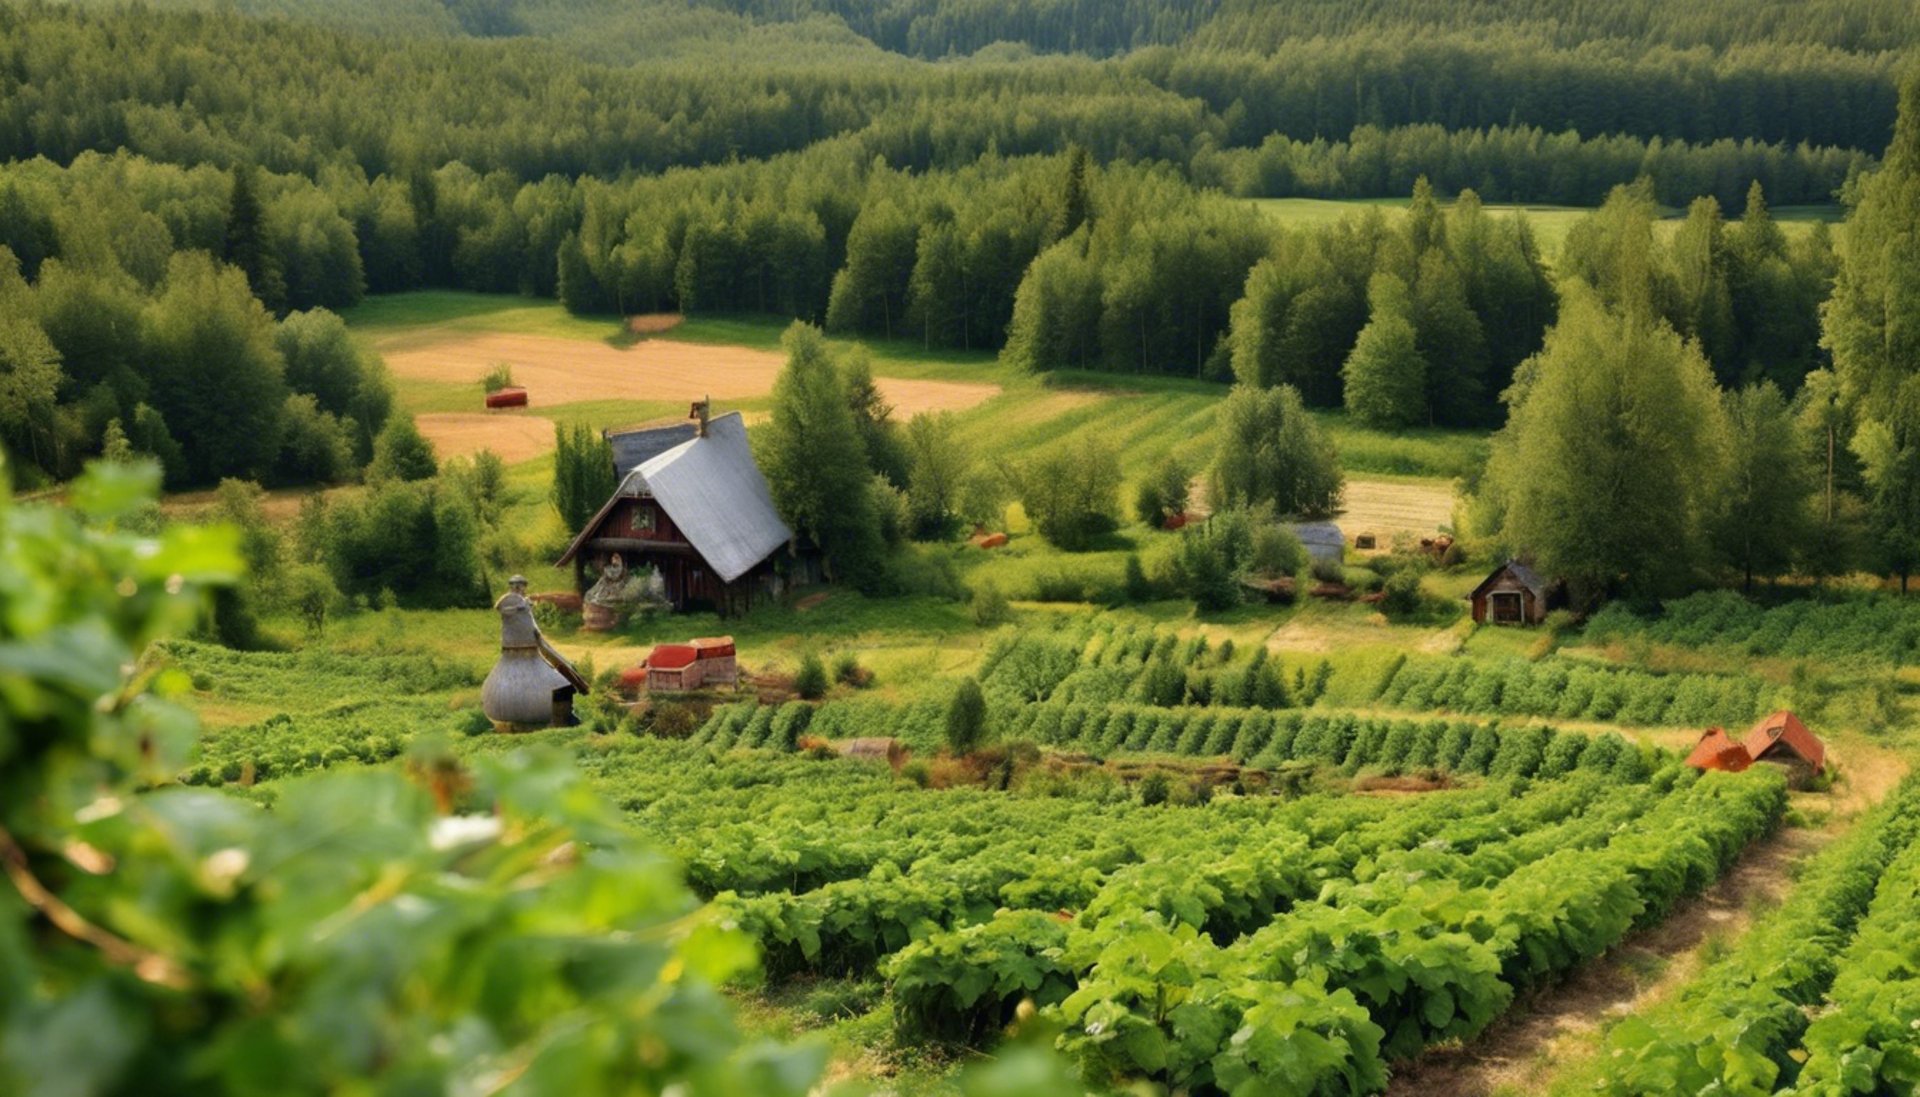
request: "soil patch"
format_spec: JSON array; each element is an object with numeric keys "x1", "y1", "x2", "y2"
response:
[
  {"x1": 627, "y1": 313, "x2": 684, "y2": 335},
  {"x1": 416, "y1": 412, "x2": 557, "y2": 464},
  {"x1": 379, "y1": 331, "x2": 1000, "y2": 415},
  {"x1": 1386, "y1": 824, "x2": 1824, "y2": 1097}
]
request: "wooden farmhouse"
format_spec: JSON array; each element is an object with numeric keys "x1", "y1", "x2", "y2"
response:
[
  {"x1": 556, "y1": 409, "x2": 803, "y2": 614},
  {"x1": 1469, "y1": 559, "x2": 1558, "y2": 625}
]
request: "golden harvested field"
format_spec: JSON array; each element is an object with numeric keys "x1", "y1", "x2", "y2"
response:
[
  {"x1": 415, "y1": 412, "x2": 557, "y2": 464},
  {"x1": 1339, "y1": 475, "x2": 1456, "y2": 544},
  {"x1": 378, "y1": 331, "x2": 1000, "y2": 416}
]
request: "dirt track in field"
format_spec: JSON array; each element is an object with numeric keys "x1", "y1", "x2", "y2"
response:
[
  {"x1": 1339, "y1": 476, "x2": 1456, "y2": 544},
  {"x1": 379, "y1": 331, "x2": 1000, "y2": 415},
  {"x1": 415, "y1": 412, "x2": 557, "y2": 464},
  {"x1": 1386, "y1": 822, "x2": 1826, "y2": 1097}
]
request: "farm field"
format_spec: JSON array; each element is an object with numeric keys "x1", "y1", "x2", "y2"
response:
[
  {"x1": 156, "y1": 580, "x2": 1917, "y2": 1096},
  {"x1": 124, "y1": 285, "x2": 1916, "y2": 1094},
  {"x1": 15, "y1": 0, "x2": 1920, "y2": 1093}
]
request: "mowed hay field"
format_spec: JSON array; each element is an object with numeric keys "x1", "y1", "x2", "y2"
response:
[
  {"x1": 1339, "y1": 475, "x2": 1456, "y2": 543},
  {"x1": 349, "y1": 293, "x2": 1000, "y2": 463}
]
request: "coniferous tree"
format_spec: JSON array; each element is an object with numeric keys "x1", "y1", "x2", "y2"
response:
[
  {"x1": 550, "y1": 422, "x2": 614, "y2": 531},
  {"x1": 763, "y1": 322, "x2": 886, "y2": 585},
  {"x1": 224, "y1": 165, "x2": 286, "y2": 311}
]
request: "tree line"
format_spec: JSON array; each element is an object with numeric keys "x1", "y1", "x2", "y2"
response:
[
  {"x1": 1469, "y1": 76, "x2": 1920, "y2": 601},
  {"x1": 0, "y1": 139, "x2": 1848, "y2": 484},
  {"x1": 0, "y1": 3, "x2": 1893, "y2": 193},
  {"x1": 0, "y1": 154, "x2": 387, "y2": 488}
]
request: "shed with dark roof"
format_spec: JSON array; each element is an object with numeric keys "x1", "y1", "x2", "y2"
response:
[{"x1": 1469, "y1": 559, "x2": 1559, "y2": 626}]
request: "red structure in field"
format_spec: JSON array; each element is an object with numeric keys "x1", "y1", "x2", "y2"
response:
[
  {"x1": 642, "y1": 637, "x2": 738, "y2": 692},
  {"x1": 1685, "y1": 711, "x2": 1826, "y2": 784},
  {"x1": 486, "y1": 387, "x2": 529, "y2": 408}
]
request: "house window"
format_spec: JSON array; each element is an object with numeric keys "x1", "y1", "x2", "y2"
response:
[{"x1": 632, "y1": 507, "x2": 655, "y2": 535}]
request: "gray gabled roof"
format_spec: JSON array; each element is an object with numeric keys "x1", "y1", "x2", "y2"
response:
[
  {"x1": 1470, "y1": 559, "x2": 1551, "y2": 599},
  {"x1": 609, "y1": 421, "x2": 699, "y2": 480},
  {"x1": 628, "y1": 412, "x2": 792, "y2": 583}
]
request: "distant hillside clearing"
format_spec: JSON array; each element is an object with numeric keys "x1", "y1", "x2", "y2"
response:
[{"x1": 378, "y1": 331, "x2": 1000, "y2": 414}]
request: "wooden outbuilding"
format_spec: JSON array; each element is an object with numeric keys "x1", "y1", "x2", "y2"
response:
[
  {"x1": 643, "y1": 637, "x2": 738, "y2": 692},
  {"x1": 1684, "y1": 727, "x2": 1752, "y2": 773},
  {"x1": 1469, "y1": 559, "x2": 1558, "y2": 626},
  {"x1": 556, "y1": 408, "x2": 810, "y2": 614},
  {"x1": 1742, "y1": 710, "x2": 1825, "y2": 783},
  {"x1": 1684, "y1": 711, "x2": 1826, "y2": 787}
]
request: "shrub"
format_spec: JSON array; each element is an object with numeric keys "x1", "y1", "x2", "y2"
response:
[
  {"x1": 794, "y1": 653, "x2": 829, "y2": 700},
  {"x1": 1380, "y1": 570, "x2": 1425, "y2": 619},
  {"x1": 833, "y1": 652, "x2": 872, "y2": 688},
  {"x1": 1138, "y1": 771, "x2": 1172, "y2": 806},
  {"x1": 971, "y1": 580, "x2": 1011, "y2": 627},
  {"x1": 946, "y1": 677, "x2": 989, "y2": 754},
  {"x1": 480, "y1": 362, "x2": 515, "y2": 393},
  {"x1": 648, "y1": 701, "x2": 701, "y2": 740}
]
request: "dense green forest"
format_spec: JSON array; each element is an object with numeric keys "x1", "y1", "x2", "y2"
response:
[{"x1": 0, "y1": 0, "x2": 1910, "y2": 490}]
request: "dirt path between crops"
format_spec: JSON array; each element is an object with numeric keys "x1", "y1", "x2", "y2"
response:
[{"x1": 1385, "y1": 822, "x2": 1826, "y2": 1097}]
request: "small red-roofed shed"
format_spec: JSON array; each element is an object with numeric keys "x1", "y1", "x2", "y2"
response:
[
  {"x1": 1685, "y1": 727, "x2": 1753, "y2": 774},
  {"x1": 1742, "y1": 711, "x2": 1825, "y2": 784},
  {"x1": 643, "y1": 637, "x2": 738, "y2": 692}
]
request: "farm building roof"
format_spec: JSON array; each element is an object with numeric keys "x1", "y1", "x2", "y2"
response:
[
  {"x1": 1287, "y1": 522, "x2": 1345, "y2": 563},
  {"x1": 646, "y1": 644, "x2": 697, "y2": 670},
  {"x1": 1684, "y1": 727, "x2": 1752, "y2": 773},
  {"x1": 560, "y1": 412, "x2": 792, "y2": 583},
  {"x1": 1470, "y1": 559, "x2": 1552, "y2": 599},
  {"x1": 608, "y1": 420, "x2": 699, "y2": 480},
  {"x1": 1741, "y1": 710, "x2": 1825, "y2": 773}
]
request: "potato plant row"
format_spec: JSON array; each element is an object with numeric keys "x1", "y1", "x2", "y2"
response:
[
  {"x1": 1791, "y1": 829, "x2": 1920, "y2": 1094},
  {"x1": 1601, "y1": 775, "x2": 1920, "y2": 1095},
  {"x1": 716, "y1": 774, "x2": 1640, "y2": 983},
  {"x1": 1003, "y1": 704, "x2": 1657, "y2": 781},
  {"x1": 889, "y1": 772, "x2": 1671, "y2": 1043},
  {"x1": 1377, "y1": 653, "x2": 1768, "y2": 727},
  {"x1": 893, "y1": 770, "x2": 1785, "y2": 1093}
]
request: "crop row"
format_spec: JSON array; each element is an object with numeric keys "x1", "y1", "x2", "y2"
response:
[
  {"x1": 979, "y1": 625, "x2": 1327, "y2": 712},
  {"x1": 888, "y1": 772, "x2": 1676, "y2": 1044},
  {"x1": 1790, "y1": 827, "x2": 1920, "y2": 1095},
  {"x1": 1006, "y1": 704, "x2": 1658, "y2": 780},
  {"x1": 893, "y1": 770, "x2": 1786, "y2": 1093},
  {"x1": 1585, "y1": 590, "x2": 1920, "y2": 665},
  {"x1": 1600, "y1": 774, "x2": 1920, "y2": 1095},
  {"x1": 1377, "y1": 654, "x2": 1768, "y2": 727},
  {"x1": 718, "y1": 775, "x2": 1632, "y2": 983}
]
